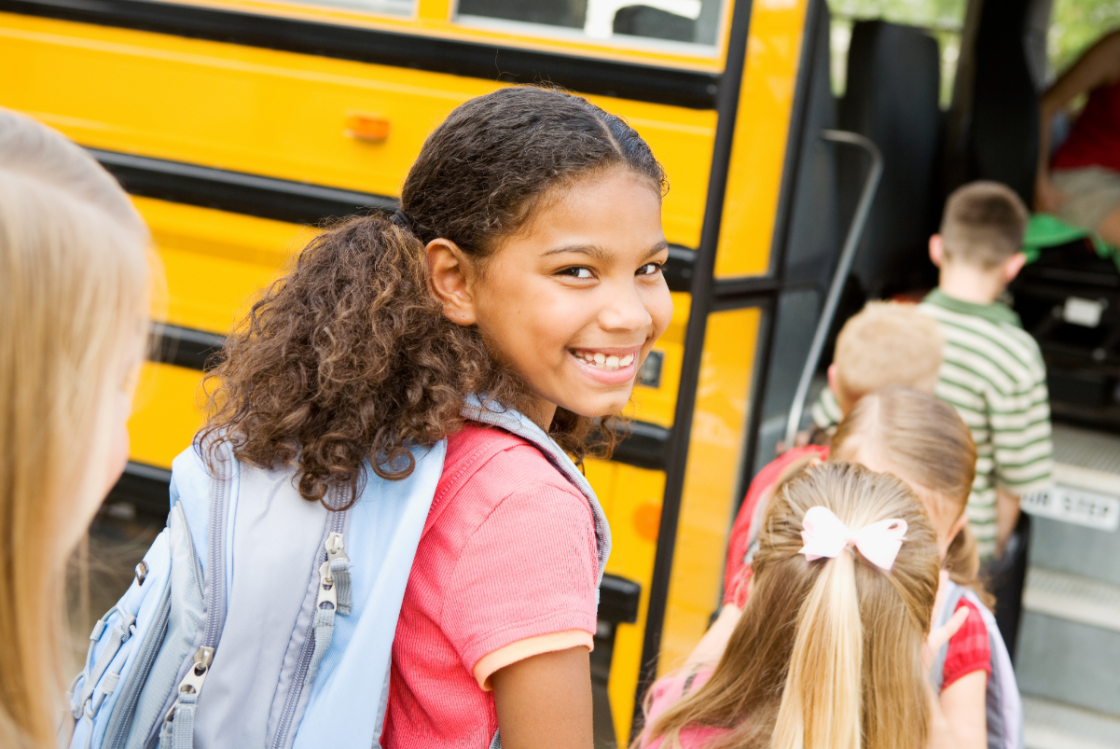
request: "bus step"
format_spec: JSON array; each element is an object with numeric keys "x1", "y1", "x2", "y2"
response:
[
  {"x1": 1024, "y1": 696, "x2": 1120, "y2": 749},
  {"x1": 1016, "y1": 567, "x2": 1120, "y2": 717},
  {"x1": 1022, "y1": 424, "x2": 1120, "y2": 587}
]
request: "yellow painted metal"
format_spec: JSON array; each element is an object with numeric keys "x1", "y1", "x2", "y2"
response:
[
  {"x1": 713, "y1": 0, "x2": 810, "y2": 278},
  {"x1": 135, "y1": 196, "x2": 314, "y2": 334},
  {"x1": 657, "y1": 307, "x2": 761, "y2": 672},
  {"x1": 0, "y1": 12, "x2": 715, "y2": 249},
  {"x1": 127, "y1": 362, "x2": 208, "y2": 469},
  {"x1": 586, "y1": 459, "x2": 666, "y2": 744}
]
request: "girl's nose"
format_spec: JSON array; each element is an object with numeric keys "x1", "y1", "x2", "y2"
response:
[{"x1": 599, "y1": 282, "x2": 653, "y2": 332}]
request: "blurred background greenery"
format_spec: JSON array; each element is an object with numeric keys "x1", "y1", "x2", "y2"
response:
[{"x1": 826, "y1": 0, "x2": 1120, "y2": 102}]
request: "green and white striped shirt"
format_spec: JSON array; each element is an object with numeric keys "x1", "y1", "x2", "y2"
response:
[{"x1": 812, "y1": 289, "x2": 1053, "y2": 558}]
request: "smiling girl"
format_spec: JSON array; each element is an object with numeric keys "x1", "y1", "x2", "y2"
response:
[{"x1": 200, "y1": 87, "x2": 671, "y2": 749}]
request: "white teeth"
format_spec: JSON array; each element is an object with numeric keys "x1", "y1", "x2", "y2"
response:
[{"x1": 572, "y1": 350, "x2": 636, "y2": 371}]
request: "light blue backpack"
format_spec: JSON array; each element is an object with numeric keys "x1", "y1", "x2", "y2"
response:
[{"x1": 67, "y1": 402, "x2": 610, "y2": 749}]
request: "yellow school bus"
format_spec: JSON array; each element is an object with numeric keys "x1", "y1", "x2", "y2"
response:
[{"x1": 7, "y1": 0, "x2": 1100, "y2": 742}]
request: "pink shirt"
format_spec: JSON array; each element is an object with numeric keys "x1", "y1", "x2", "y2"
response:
[
  {"x1": 384, "y1": 423, "x2": 600, "y2": 748},
  {"x1": 640, "y1": 669, "x2": 728, "y2": 749}
]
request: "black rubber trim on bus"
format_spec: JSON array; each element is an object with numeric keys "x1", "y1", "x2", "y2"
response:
[
  {"x1": 599, "y1": 574, "x2": 642, "y2": 625},
  {"x1": 92, "y1": 148, "x2": 698, "y2": 290},
  {"x1": 90, "y1": 149, "x2": 397, "y2": 225},
  {"x1": 108, "y1": 461, "x2": 174, "y2": 517},
  {"x1": 632, "y1": 0, "x2": 755, "y2": 733},
  {"x1": 153, "y1": 323, "x2": 226, "y2": 372},
  {"x1": 2, "y1": 0, "x2": 720, "y2": 109}
]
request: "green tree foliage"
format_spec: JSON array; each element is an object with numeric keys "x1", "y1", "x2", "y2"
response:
[{"x1": 1049, "y1": 0, "x2": 1120, "y2": 75}]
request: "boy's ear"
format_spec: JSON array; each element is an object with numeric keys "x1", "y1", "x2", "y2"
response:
[
  {"x1": 426, "y1": 238, "x2": 478, "y2": 326},
  {"x1": 1003, "y1": 251, "x2": 1028, "y2": 282},
  {"x1": 929, "y1": 234, "x2": 944, "y2": 267}
]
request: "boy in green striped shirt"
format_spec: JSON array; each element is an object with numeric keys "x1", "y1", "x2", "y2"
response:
[{"x1": 814, "y1": 181, "x2": 1052, "y2": 560}]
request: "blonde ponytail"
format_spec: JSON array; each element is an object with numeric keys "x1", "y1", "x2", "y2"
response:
[
  {"x1": 773, "y1": 550, "x2": 863, "y2": 749},
  {"x1": 641, "y1": 462, "x2": 938, "y2": 749}
]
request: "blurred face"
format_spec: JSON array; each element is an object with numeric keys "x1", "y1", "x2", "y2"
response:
[
  {"x1": 67, "y1": 323, "x2": 144, "y2": 550},
  {"x1": 437, "y1": 169, "x2": 672, "y2": 427}
]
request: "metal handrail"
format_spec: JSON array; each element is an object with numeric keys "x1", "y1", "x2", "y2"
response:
[{"x1": 784, "y1": 130, "x2": 884, "y2": 449}]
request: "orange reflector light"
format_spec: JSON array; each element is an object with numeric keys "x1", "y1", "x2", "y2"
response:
[{"x1": 345, "y1": 113, "x2": 390, "y2": 141}]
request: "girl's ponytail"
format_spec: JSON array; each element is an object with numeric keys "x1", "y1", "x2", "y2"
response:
[
  {"x1": 640, "y1": 462, "x2": 939, "y2": 749},
  {"x1": 773, "y1": 550, "x2": 863, "y2": 749}
]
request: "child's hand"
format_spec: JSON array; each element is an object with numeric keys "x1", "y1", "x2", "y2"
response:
[{"x1": 922, "y1": 570, "x2": 970, "y2": 673}]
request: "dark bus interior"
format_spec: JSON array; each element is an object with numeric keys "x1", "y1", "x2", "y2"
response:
[{"x1": 751, "y1": 0, "x2": 1120, "y2": 475}]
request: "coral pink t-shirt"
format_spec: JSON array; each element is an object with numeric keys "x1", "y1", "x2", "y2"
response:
[
  {"x1": 640, "y1": 669, "x2": 727, "y2": 749},
  {"x1": 384, "y1": 423, "x2": 600, "y2": 748}
]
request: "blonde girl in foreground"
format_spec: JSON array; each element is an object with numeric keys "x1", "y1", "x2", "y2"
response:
[
  {"x1": 0, "y1": 109, "x2": 151, "y2": 748},
  {"x1": 639, "y1": 461, "x2": 967, "y2": 749}
]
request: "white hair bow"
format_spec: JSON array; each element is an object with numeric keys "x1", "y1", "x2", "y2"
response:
[{"x1": 798, "y1": 506, "x2": 908, "y2": 571}]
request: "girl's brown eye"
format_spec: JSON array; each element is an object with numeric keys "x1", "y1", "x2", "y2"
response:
[
  {"x1": 560, "y1": 266, "x2": 594, "y2": 279},
  {"x1": 637, "y1": 262, "x2": 664, "y2": 277}
]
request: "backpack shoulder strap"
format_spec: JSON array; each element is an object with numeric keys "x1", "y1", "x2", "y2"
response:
[{"x1": 461, "y1": 397, "x2": 611, "y2": 583}]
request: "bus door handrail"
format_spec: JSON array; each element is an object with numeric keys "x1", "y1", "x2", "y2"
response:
[{"x1": 784, "y1": 130, "x2": 883, "y2": 449}]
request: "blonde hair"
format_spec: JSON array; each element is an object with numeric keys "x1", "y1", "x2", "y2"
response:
[
  {"x1": 644, "y1": 462, "x2": 939, "y2": 749},
  {"x1": 833, "y1": 302, "x2": 943, "y2": 407},
  {"x1": 940, "y1": 181, "x2": 1028, "y2": 268},
  {"x1": 0, "y1": 109, "x2": 150, "y2": 747},
  {"x1": 831, "y1": 386, "x2": 986, "y2": 601}
]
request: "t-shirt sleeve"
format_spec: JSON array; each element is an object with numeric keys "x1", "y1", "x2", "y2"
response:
[
  {"x1": 441, "y1": 481, "x2": 600, "y2": 678},
  {"x1": 942, "y1": 598, "x2": 991, "y2": 690},
  {"x1": 989, "y1": 355, "x2": 1053, "y2": 496},
  {"x1": 811, "y1": 386, "x2": 843, "y2": 430}
]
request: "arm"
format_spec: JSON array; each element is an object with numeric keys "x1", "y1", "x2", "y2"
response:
[
  {"x1": 995, "y1": 489, "x2": 1021, "y2": 560},
  {"x1": 492, "y1": 647, "x2": 594, "y2": 749},
  {"x1": 938, "y1": 671, "x2": 988, "y2": 749},
  {"x1": 1037, "y1": 31, "x2": 1120, "y2": 210}
]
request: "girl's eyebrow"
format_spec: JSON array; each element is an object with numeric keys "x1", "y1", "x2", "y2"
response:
[{"x1": 544, "y1": 240, "x2": 669, "y2": 261}]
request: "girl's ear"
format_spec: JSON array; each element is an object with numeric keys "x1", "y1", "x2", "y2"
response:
[
  {"x1": 426, "y1": 238, "x2": 478, "y2": 326},
  {"x1": 941, "y1": 513, "x2": 970, "y2": 558}
]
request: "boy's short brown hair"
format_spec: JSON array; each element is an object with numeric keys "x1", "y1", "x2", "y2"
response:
[
  {"x1": 834, "y1": 302, "x2": 943, "y2": 406},
  {"x1": 940, "y1": 181, "x2": 1028, "y2": 268}
]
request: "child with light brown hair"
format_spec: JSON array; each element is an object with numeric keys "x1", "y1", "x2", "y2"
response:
[
  {"x1": 814, "y1": 181, "x2": 1053, "y2": 561},
  {"x1": 694, "y1": 388, "x2": 1021, "y2": 749},
  {"x1": 811, "y1": 300, "x2": 944, "y2": 429},
  {"x1": 638, "y1": 461, "x2": 963, "y2": 749},
  {"x1": 0, "y1": 109, "x2": 151, "y2": 748},
  {"x1": 724, "y1": 301, "x2": 942, "y2": 602}
]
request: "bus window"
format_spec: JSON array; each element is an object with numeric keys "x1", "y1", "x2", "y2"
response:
[
  {"x1": 456, "y1": 0, "x2": 727, "y2": 48},
  {"x1": 267, "y1": 0, "x2": 412, "y2": 14},
  {"x1": 828, "y1": 0, "x2": 967, "y2": 104}
]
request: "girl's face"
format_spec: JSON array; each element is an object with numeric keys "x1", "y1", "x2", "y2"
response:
[{"x1": 444, "y1": 169, "x2": 672, "y2": 426}]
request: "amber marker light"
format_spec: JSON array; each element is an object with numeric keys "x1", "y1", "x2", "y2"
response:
[{"x1": 345, "y1": 113, "x2": 391, "y2": 142}]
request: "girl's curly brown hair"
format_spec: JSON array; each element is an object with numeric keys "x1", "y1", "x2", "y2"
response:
[{"x1": 199, "y1": 86, "x2": 667, "y2": 508}]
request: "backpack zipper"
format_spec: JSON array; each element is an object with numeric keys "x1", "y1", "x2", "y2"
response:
[
  {"x1": 156, "y1": 449, "x2": 232, "y2": 746},
  {"x1": 270, "y1": 508, "x2": 348, "y2": 749}
]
